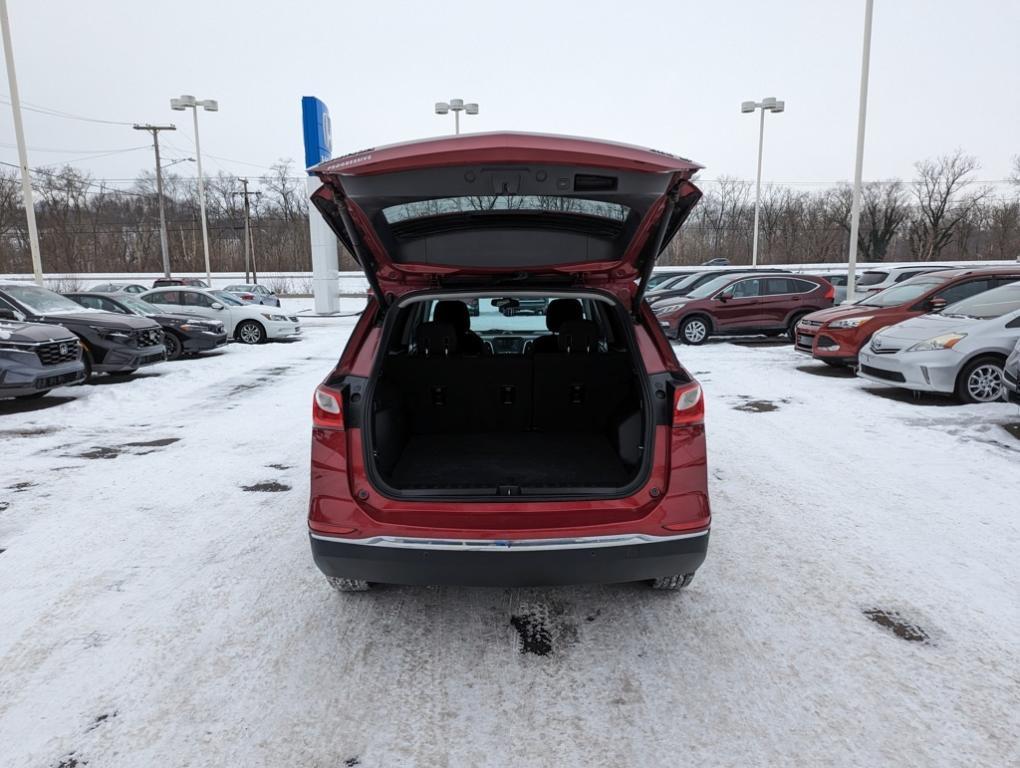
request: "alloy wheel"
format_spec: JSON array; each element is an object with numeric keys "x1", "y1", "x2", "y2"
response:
[
  {"x1": 683, "y1": 319, "x2": 707, "y2": 344},
  {"x1": 237, "y1": 321, "x2": 264, "y2": 344},
  {"x1": 967, "y1": 364, "x2": 1004, "y2": 402}
]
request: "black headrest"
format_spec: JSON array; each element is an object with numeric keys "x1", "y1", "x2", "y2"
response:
[
  {"x1": 415, "y1": 321, "x2": 458, "y2": 356},
  {"x1": 557, "y1": 319, "x2": 600, "y2": 354},
  {"x1": 434, "y1": 300, "x2": 470, "y2": 334},
  {"x1": 545, "y1": 298, "x2": 583, "y2": 331}
]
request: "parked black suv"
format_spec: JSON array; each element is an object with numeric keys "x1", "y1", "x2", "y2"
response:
[
  {"x1": 0, "y1": 309, "x2": 86, "y2": 399},
  {"x1": 0, "y1": 284, "x2": 166, "y2": 380},
  {"x1": 65, "y1": 292, "x2": 227, "y2": 360}
]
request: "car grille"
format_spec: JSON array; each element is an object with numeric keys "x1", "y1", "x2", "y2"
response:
[
  {"x1": 136, "y1": 328, "x2": 163, "y2": 347},
  {"x1": 139, "y1": 351, "x2": 165, "y2": 365},
  {"x1": 795, "y1": 333, "x2": 814, "y2": 352},
  {"x1": 35, "y1": 370, "x2": 84, "y2": 389},
  {"x1": 799, "y1": 319, "x2": 823, "y2": 328},
  {"x1": 35, "y1": 340, "x2": 80, "y2": 366},
  {"x1": 816, "y1": 335, "x2": 838, "y2": 349},
  {"x1": 861, "y1": 364, "x2": 905, "y2": 383},
  {"x1": 869, "y1": 340, "x2": 900, "y2": 355}
]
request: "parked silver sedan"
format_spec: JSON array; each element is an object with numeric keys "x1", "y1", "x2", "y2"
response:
[
  {"x1": 857, "y1": 281, "x2": 1020, "y2": 403},
  {"x1": 223, "y1": 284, "x2": 281, "y2": 307}
]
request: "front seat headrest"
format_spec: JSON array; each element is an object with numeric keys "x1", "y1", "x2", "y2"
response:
[
  {"x1": 434, "y1": 300, "x2": 471, "y2": 334},
  {"x1": 415, "y1": 321, "x2": 458, "y2": 356},
  {"x1": 545, "y1": 298, "x2": 583, "y2": 332},
  {"x1": 557, "y1": 319, "x2": 600, "y2": 354}
]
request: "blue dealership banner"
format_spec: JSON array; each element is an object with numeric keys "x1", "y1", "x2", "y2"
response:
[{"x1": 302, "y1": 96, "x2": 332, "y2": 172}]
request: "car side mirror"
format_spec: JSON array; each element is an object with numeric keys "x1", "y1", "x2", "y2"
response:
[
  {"x1": 210, "y1": 302, "x2": 224, "y2": 310},
  {"x1": 717, "y1": 291, "x2": 732, "y2": 302},
  {"x1": 0, "y1": 308, "x2": 16, "y2": 320},
  {"x1": 928, "y1": 297, "x2": 947, "y2": 312}
]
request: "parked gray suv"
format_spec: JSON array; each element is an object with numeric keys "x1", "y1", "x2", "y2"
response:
[{"x1": 0, "y1": 309, "x2": 86, "y2": 399}]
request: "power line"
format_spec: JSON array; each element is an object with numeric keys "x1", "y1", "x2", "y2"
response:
[{"x1": 0, "y1": 95, "x2": 135, "y2": 126}]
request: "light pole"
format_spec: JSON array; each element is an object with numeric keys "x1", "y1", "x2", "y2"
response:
[
  {"x1": 133, "y1": 123, "x2": 176, "y2": 278},
  {"x1": 171, "y1": 94, "x2": 218, "y2": 283},
  {"x1": 435, "y1": 99, "x2": 478, "y2": 134},
  {"x1": 741, "y1": 97, "x2": 785, "y2": 267},
  {"x1": 847, "y1": 0, "x2": 875, "y2": 298},
  {"x1": 0, "y1": 0, "x2": 43, "y2": 285}
]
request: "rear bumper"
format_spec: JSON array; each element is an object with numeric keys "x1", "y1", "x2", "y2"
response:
[{"x1": 310, "y1": 529, "x2": 709, "y2": 587}]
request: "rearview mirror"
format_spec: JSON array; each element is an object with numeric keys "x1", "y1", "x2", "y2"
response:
[
  {"x1": 211, "y1": 302, "x2": 224, "y2": 310},
  {"x1": 928, "y1": 297, "x2": 947, "y2": 312},
  {"x1": 491, "y1": 297, "x2": 520, "y2": 316}
]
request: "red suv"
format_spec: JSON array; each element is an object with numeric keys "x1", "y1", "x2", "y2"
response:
[
  {"x1": 795, "y1": 267, "x2": 1020, "y2": 366},
  {"x1": 306, "y1": 132, "x2": 710, "y2": 591},
  {"x1": 653, "y1": 273, "x2": 834, "y2": 344}
]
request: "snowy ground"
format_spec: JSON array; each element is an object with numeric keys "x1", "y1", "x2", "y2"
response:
[{"x1": 1, "y1": 309, "x2": 1018, "y2": 768}]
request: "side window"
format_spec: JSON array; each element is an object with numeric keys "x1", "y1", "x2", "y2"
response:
[
  {"x1": 75, "y1": 295, "x2": 103, "y2": 310},
  {"x1": 896, "y1": 270, "x2": 927, "y2": 283},
  {"x1": 155, "y1": 291, "x2": 180, "y2": 304},
  {"x1": 764, "y1": 278, "x2": 792, "y2": 296},
  {"x1": 936, "y1": 279, "x2": 992, "y2": 305},
  {"x1": 0, "y1": 295, "x2": 20, "y2": 314},
  {"x1": 184, "y1": 292, "x2": 214, "y2": 307},
  {"x1": 729, "y1": 279, "x2": 762, "y2": 299},
  {"x1": 100, "y1": 298, "x2": 125, "y2": 313}
]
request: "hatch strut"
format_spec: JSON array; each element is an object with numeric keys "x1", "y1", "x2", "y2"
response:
[
  {"x1": 632, "y1": 188, "x2": 679, "y2": 315},
  {"x1": 333, "y1": 196, "x2": 391, "y2": 315}
]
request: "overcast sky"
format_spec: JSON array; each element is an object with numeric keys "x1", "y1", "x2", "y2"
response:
[{"x1": 2, "y1": 0, "x2": 1018, "y2": 189}]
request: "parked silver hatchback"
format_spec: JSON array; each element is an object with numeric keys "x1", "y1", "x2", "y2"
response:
[{"x1": 857, "y1": 282, "x2": 1020, "y2": 403}]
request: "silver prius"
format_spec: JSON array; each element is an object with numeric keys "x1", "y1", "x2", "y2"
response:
[{"x1": 857, "y1": 282, "x2": 1020, "y2": 403}]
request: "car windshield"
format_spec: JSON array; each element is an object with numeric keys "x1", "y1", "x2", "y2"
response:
[
  {"x1": 686, "y1": 275, "x2": 741, "y2": 299},
  {"x1": 118, "y1": 296, "x2": 162, "y2": 315},
  {"x1": 942, "y1": 283, "x2": 1020, "y2": 319},
  {"x1": 211, "y1": 290, "x2": 244, "y2": 306},
  {"x1": 3, "y1": 285, "x2": 94, "y2": 314},
  {"x1": 859, "y1": 278, "x2": 945, "y2": 308},
  {"x1": 857, "y1": 271, "x2": 887, "y2": 286},
  {"x1": 652, "y1": 272, "x2": 706, "y2": 295}
]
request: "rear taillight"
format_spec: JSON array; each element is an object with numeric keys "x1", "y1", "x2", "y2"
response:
[
  {"x1": 673, "y1": 382, "x2": 704, "y2": 427},
  {"x1": 822, "y1": 282, "x2": 835, "y2": 301},
  {"x1": 241, "y1": 293, "x2": 254, "y2": 300},
  {"x1": 313, "y1": 386, "x2": 344, "y2": 429}
]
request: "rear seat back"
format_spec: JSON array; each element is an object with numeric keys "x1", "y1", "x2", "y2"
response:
[{"x1": 532, "y1": 352, "x2": 632, "y2": 432}]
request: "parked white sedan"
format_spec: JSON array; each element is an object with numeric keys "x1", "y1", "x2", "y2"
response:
[{"x1": 140, "y1": 287, "x2": 300, "y2": 344}]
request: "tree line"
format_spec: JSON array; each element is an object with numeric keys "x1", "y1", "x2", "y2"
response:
[{"x1": 0, "y1": 150, "x2": 1017, "y2": 276}]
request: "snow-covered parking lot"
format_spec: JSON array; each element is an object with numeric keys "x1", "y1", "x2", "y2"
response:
[{"x1": 1, "y1": 303, "x2": 1018, "y2": 768}]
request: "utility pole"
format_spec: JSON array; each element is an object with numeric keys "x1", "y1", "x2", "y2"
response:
[
  {"x1": 235, "y1": 179, "x2": 260, "y2": 284},
  {"x1": 1, "y1": 0, "x2": 43, "y2": 285},
  {"x1": 133, "y1": 124, "x2": 176, "y2": 278},
  {"x1": 846, "y1": 0, "x2": 875, "y2": 300}
]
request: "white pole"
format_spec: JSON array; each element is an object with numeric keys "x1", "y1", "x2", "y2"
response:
[
  {"x1": 454, "y1": 110, "x2": 460, "y2": 135},
  {"x1": 0, "y1": 0, "x2": 43, "y2": 285},
  {"x1": 751, "y1": 106, "x2": 766, "y2": 268},
  {"x1": 847, "y1": 0, "x2": 874, "y2": 301},
  {"x1": 192, "y1": 106, "x2": 213, "y2": 285}
]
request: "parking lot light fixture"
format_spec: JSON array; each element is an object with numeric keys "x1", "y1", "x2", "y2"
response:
[
  {"x1": 434, "y1": 98, "x2": 479, "y2": 134},
  {"x1": 742, "y1": 97, "x2": 786, "y2": 268},
  {"x1": 171, "y1": 94, "x2": 218, "y2": 284}
]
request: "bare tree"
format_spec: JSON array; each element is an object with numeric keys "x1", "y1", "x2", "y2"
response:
[
  {"x1": 828, "y1": 181, "x2": 909, "y2": 261},
  {"x1": 908, "y1": 150, "x2": 989, "y2": 261}
]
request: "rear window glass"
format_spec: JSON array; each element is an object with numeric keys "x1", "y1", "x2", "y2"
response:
[
  {"x1": 382, "y1": 196, "x2": 629, "y2": 223},
  {"x1": 857, "y1": 271, "x2": 887, "y2": 286}
]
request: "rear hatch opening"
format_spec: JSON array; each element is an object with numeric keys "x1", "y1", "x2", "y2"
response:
[{"x1": 361, "y1": 290, "x2": 655, "y2": 500}]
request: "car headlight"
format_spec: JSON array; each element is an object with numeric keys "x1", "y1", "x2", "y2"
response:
[
  {"x1": 828, "y1": 315, "x2": 873, "y2": 329},
  {"x1": 906, "y1": 333, "x2": 967, "y2": 352},
  {"x1": 89, "y1": 326, "x2": 131, "y2": 342},
  {"x1": 652, "y1": 303, "x2": 684, "y2": 315},
  {"x1": 261, "y1": 313, "x2": 288, "y2": 322}
]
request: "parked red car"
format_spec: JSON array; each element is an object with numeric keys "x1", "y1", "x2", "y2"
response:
[
  {"x1": 653, "y1": 273, "x2": 834, "y2": 344},
  {"x1": 795, "y1": 267, "x2": 1020, "y2": 366},
  {"x1": 306, "y1": 132, "x2": 710, "y2": 591}
]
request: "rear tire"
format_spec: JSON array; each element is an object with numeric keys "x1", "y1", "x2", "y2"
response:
[
  {"x1": 679, "y1": 316, "x2": 710, "y2": 345},
  {"x1": 650, "y1": 572, "x2": 696, "y2": 590},
  {"x1": 786, "y1": 313, "x2": 809, "y2": 340},
  {"x1": 326, "y1": 576, "x2": 370, "y2": 593},
  {"x1": 955, "y1": 356, "x2": 1006, "y2": 404},
  {"x1": 236, "y1": 320, "x2": 266, "y2": 345},
  {"x1": 163, "y1": 331, "x2": 184, "y2": 361}
]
